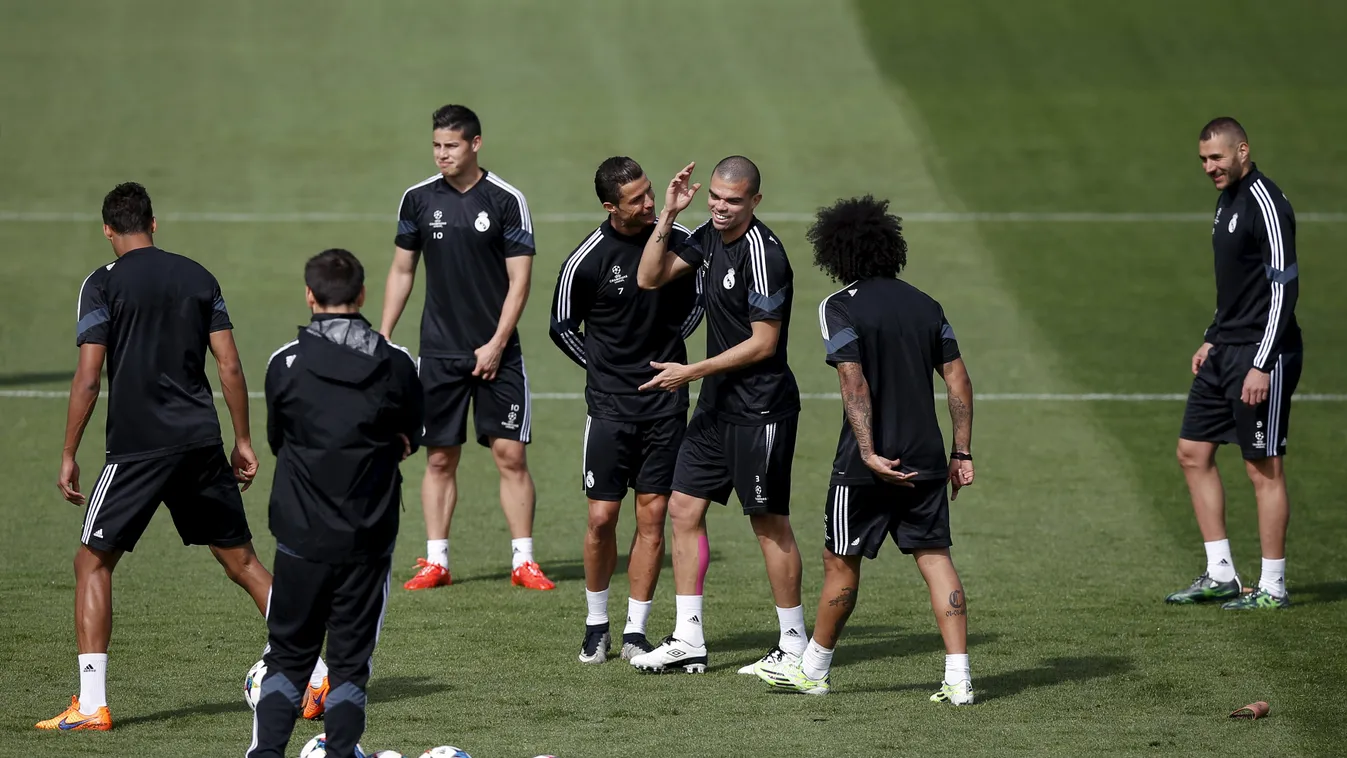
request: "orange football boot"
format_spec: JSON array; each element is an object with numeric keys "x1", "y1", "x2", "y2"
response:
[
  {"x1": 404, "y1": 558, "x2": 451, "y2": 590},
  {"x1": 511, "y1": 561, "x2": 556, "y2": 590},
  {"x1": 301, "y1": 676, "x2": 329, "y2": 719},
  {"x1": 36, "y1": 696, "x2": 112, "y2": 731}
]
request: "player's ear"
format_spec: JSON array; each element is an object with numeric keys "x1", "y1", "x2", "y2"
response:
[
  {"x1": 601, "y1": 201, "x2": 618, "y2": 215},
  {"x1": 150, "y1": 217, "x2": 158, "y2": 234},
  {"x1": 470, "y1": 134, "x2": 482, "y2": 153},
  {"x1": 305, "y1": 287, "x2": 317, "y2": 310},
  {"x1": 356, "y1": 286, "x2": 366, "y2": 308},
  {"x1": 750, "y1": 193, "x2": 763, "y2": 211},
  {"x1": 102, "y1": 224, "x2": 114, "y2": 242}
]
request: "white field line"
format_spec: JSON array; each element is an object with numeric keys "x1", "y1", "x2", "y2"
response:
[
  {"x1": 3, "y1": 389, "x2": 1345, "y2": 402},
  {"x1": 3, "y1": 210, "x2": 1346, "y2": 224}
]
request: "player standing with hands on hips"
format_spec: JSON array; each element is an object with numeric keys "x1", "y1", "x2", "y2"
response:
[{"x1": 1168, "y1": 117, "x2": 1302, "y2": 610}]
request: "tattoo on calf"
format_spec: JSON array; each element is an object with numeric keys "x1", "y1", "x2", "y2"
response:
[
  {"x1": 945, "y1": 588, "x2": 966, "y2": 617},
  {"x1": 828, "y1": 586, "x2": 857, "y2": 609}
]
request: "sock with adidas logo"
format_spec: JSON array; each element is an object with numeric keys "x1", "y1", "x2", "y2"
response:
[
  {"x1": 776, "y1": 605, "x2": 807, "y2": 656},
  {"x1": 1204, "y1": 539, "x2": 1236, "y2": 583},
  {"x1": 1259, "y1": 557, "x2": 1287, "y2": 598},
  {"x1": 673, "y1": 594, "x2": 704, "y2": 647},
  {"x1": 78, "y1": 653, "x2": 108, "y2": 714}
]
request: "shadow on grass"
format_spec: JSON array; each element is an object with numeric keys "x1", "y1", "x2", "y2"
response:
[
  {"x1": 1294, "y1": 581, "x2": 1347, "y2": 605},
  {"x1": 713, "y1": 624, "x2": 999, "y2": 672},
  {"x1": 854, "y1": 655, "x2": 1133, "y2": 701},
  {"x1": 116, "y1": 676, "x2": 448, "y2": 727}
]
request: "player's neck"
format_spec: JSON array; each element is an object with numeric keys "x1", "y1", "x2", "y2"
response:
[
  {"x1": 311, "y1": 305, "x2": 362, "y2": 316},
  {"x1": 111, "y1": 234, "x2": 154, "y2": 256},
  {"x1": 609, "y1": 214, "x2": 646, "y2": 237},
  {"x1": 444, "y1": 166, "x2": 484, "y2": 194}
]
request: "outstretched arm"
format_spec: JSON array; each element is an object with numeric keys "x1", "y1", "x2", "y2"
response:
[
  {"x1": 640, "y1": 319, "x2": 778, "y2": 392},
  {"x1": 638, "y1": 162, "x2": 700, "y2": 289}
]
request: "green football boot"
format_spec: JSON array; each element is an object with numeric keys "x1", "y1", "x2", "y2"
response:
[
  {"x1": 1165, "y1": 572, "x2": 1242, "y2": 604},
  {"x1": 1221, "y1": 587, "x2": 1291, "y2": 610}
]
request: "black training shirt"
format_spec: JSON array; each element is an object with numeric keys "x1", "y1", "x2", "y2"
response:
[
  {"x1": 675, "y1": 217, "x2": 799, "y2": 425},
  {"x1": 1205, "y1": 164, "x2": 1301, "y2": 371},
  {"x1": 820, "y1": 277, "x2": 960, "y2": 483},
  {"x1": 394, "y1": 170, "x2": 534, "y2": 357},
  {"x1": 549, "y1": 219, "x2": 704, "y2": 421},
  {"x1": 75, "y1": 246, "x2": 231, "y2": 462}
]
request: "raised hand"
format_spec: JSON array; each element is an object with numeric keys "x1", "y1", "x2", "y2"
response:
[{"x1": 664, "y1": 162, "x2": 702, "y2": 216}]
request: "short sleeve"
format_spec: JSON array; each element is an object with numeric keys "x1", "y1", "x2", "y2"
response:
[
  {"x1": 209, "y1": 279, "x2": 233, "y2": 333},
  {"x1": 76, "y1": 268, "x2": 110, "y2": 346},
  {"x1": 394, "y1": 188, "x2": 423, "y2": 251},
  {"x1": 820, "y1": 295, "x2": 860, "y2": 366},
  {"x1": 747, "y1": 232, "x2": 791, "y2": 323},
  {"x1": 673, "y1": 221, "x2": 706, "y2": 270},
  {"x1": 494, "y1": 181, "x2": 535, "y2": 258},
  {"x1": 938, "y1": 307, "x2": 961, "y2": 363}
]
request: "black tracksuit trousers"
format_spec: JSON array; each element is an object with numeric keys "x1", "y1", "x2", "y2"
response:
[{"x1": 247, "y1": 550, "x2": 391, "y2": 758}]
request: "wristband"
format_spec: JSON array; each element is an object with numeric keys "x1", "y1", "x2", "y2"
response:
[{"x1": 949, "y1": 451, "x2": 972, "y2": 461}]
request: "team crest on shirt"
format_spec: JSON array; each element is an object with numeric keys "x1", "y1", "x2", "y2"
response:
[
  {"x1": 609, "y1": 265, "x2": 628, "y2": 285},
  {"x1": 474, "y1": 211, "x2": 491, "y2": 232},
  {"x1": 722, "y1": 268, "x2": 736, "y2": 290},
  {"x1": 429, "y1": 210, "x2": 447, "y2": 229},
  {"x1": 1228, "y1": 213, "x2": 1238, "y2": 233}
]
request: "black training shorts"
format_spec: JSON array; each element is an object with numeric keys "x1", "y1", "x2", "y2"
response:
[
  {"x1": 824, "y1": 480, "x2": 951, "y2": 558},
  {"x1": 419, "y1": 354, "x2": 531, "y2": 448},
  {"x1": 672, "y1": 409, "x2": 797, "y2": 516},
  {"x1": 1180, "y1": 344, "x2": 1301, "y2": 459},
  {"x1": 80, "y1": 445, "x2": 252, "y2": 553},
  {"x1": 582, "y1": 413, "x2": 686, "y2": 501}
]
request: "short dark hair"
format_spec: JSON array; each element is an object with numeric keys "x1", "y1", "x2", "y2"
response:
[
  {"x1": 1199, "y1": 117, "x2": 1248, "y2": 144},
  {"x1": 594, "y1": 156, "x2": 646, "y2": 205},
  {"x1": 432, "y1": 104, "x2": 482, "y2": 140},
  {"x1": 808, "y1": 195, "x2": 908, "y2": 283},
  {"x1": 101, "y1": 182, "x2": 154, "y2": 235},
  {"x1": 305, "y1": 248, "x2": 365, "y2": 306},
  {"x1": 712, "y1": 155, "x2": 761, "y2": 196}
]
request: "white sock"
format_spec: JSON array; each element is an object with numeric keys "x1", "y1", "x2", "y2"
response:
[
  {"x1": 1259, "y1": 557, "x2": 1287, "y2": 597},
  {"x1": 78, "y1": 653, "x2": 108, "y2": 713},
  {"x1": 585, "y1": 588, "x2": 609, "y2": 626},
  {"x1": 945, "y1": 653, "x2": 971, "y2": 685},
  {"x1": 309, "y1": 656, "x2": 328, "y2": 688},
  {"x1": 426, "y1": 539, "x2": 449, "y2": 569},
  {"x1": 511, "y1": 537, "x2": 533, "y2": 570},
  {"x1": 776, "y1": 605, "x2": 807, "y2": 656},
  {"x1": 673, "y1": 594, "x2": 705, "y2": 647},
  {"x1": 1204, "y1": 539, "x2": 1236, "y2": 582},
  {"x1": 801, "y1": 639, "x2": 833, "y2": 681},
  {"x1": 625, "y1": 598, "x2": 652, "y2": 636}
]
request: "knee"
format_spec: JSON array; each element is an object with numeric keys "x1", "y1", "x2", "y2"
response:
[
  {"x1": 213, "y1": 545, "x2": 258, "y2": 584},
  {"x1": 1176, "y1": 441, "x2": 1213, "y2": 470},
  {"x1": 667, "y1": 495, "x2": 702, "y2": 531},
  {"x1": 1244, "y1": 458, "x2": 1283, "y2": 487},
  {"x1": 751, "y1": 514, "x2": 795, "y2": 544},
  {"x1": 492, "y1": 443, "x2": 528, "y2": 477},
  {"x1": 425, "y1": 448, "x2": 459, "y2": 478},
  {"x1": 587, "y1": 505, "x2": 620, "y2": 539}
]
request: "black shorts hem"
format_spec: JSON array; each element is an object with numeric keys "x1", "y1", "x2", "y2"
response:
[
  {"x1": 631, "y1": 482, "x2": 674, "y2": 497},
  {"x1": 826, "y1": 544, "x2": 880, "y2": 560},
  {"x1": 194, "y1": 532, "x2": 253, "y2": 549},
  {"x1": 476, "y1": 432, "x2": 530, "y2": 448},
  {"x1": 897, "y1": 539, "x2": 953, "y2": 555},
  {"x1": 672, "y1": 486, "x2": 727, "y2": 505},
  {"x1": 585, "y1": 488, "x2": 629, "y2": 503},
  {"x1": 422, "y1": 437, "x2": 468, "y2": 450},
  {"x1": 82, "y1": 536, "x2": 128, "y2": 554}
]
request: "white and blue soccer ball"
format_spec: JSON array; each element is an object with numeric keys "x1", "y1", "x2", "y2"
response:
[
  {"x1": 299, "y1": 733, "x2": 366, "y2": 758},
  {"x1": 419, "y1": 748, "x2": 471, "y2": 758},
  {"x1": 370, "y1": 752, "x2": 407, "y2": 758},
  {"x1": 244, "y1": 659, "x2": 266, "y2": 711}
]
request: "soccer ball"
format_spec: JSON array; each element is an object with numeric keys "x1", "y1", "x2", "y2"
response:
[
  {"x1": 371, "y1": 753, "x2": 407, "y2": 758},
  {"x1": 299, "y1": 733, "x2": 366, "y2": 758},
  {"x1": 420, "y1": 748, "x2": 471, "y2": 758},
  {"x1": 243, "y1": 659, "x2": 266, "y2": 710}
]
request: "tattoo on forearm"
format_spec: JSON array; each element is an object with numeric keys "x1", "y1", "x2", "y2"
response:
[
  {"x1": 948, "y1": 392, "x2": 972, "y2": 453},
  {"x1": 828, "y1": 586, "x2": 857, "y2": 609},
  {"x1": 655, "y1": 231, "x2": 668, "y2": 243},
  {"x1": 945, "y1": 588, "x2": 966, "y2": 617},
  {"x1": 839, "y1": 365, "x2": 874, "y2": 457}
]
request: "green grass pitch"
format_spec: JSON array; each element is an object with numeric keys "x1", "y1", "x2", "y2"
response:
[{"x1": 2, "y1": 1, "x2": 1346, "y2": 756}]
